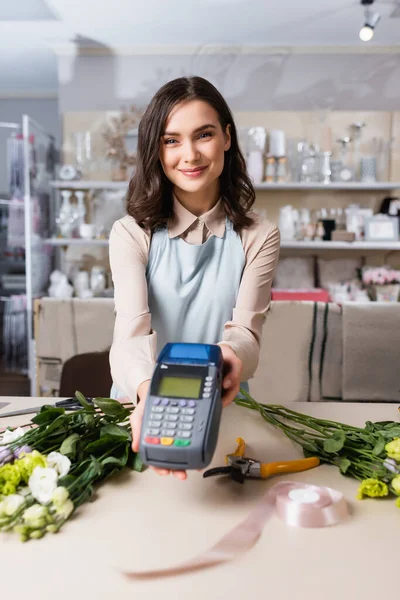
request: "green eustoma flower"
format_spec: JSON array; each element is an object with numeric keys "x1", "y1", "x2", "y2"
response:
[
  {"x1": 357, "y1": 478, "x2": 389, "y2": 499},
  {"x1": 385, "y1": 438, "x2": 400, "y2": 462}
]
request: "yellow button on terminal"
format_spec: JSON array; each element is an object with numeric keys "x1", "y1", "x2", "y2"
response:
[{"x1": 160, "y1": 437, "x2": 174, "y2": 446}]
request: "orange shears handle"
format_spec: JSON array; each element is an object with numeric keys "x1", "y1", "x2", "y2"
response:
[
  {"x1": 225, "y1": 436, "x2": 246, "y2": 464},
  {"x1": 260, "y1": 456, "x2": 320, "y2": 478}
]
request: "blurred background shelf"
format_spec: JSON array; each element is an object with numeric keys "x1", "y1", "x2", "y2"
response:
[
  {"x1": 256, "y1": 182, "x2": 400, "y2": 191},
  {"x1": 44, "y1": 238, "x2": 109, "y2": 247},
  {"x1": 49, "y1": 180, "x2": 400, "y2": 191},
  {"x1": 280, "y1": 240, "x2": 400, "y2": 250},
  {"x1": 43, "y1": 237, "x2": 400, "y2": 251},
  {"x1": 50, "y1": 180, "x2": 128, "y2": 190}
]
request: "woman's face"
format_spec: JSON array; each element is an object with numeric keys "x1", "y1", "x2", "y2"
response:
[{"x1": 159, "y1": 99, "x2": 231, "y2": 197}]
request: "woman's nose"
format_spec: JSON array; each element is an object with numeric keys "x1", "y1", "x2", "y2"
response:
[{"x1": 183, "y1": 141, "x2": 200, "y2": 162}]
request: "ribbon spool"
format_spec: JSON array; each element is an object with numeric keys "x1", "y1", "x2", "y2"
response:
[
  {"x1": 274, "y1": 482, "x2": 348, "y2": 528},
  {"x1": 123, "y1": 481, "x2": 348, "y2": 580}
]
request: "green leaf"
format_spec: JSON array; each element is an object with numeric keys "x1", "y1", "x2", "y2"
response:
[
  {"x1": 373, "y1": 421, "x2": 398, "y2": 429},
  {"x1": 356, "y1": 433, "x2": 374, "y2": 447},
  {"x1": 130, "y1": 452, "x2": 146, "y2": 473},
  {"x1": 337, "y1": 457, "x2": 351, "y2": 474},
  {"x1": 58, "y1": 474, "x2": 77, "y2": 488},
  {"x1": 93, "y1": 397, "x2": 130, "y2": 419},
  {"x1": 31, "y1": 406, "x2": 65, "y2": 425},
  {"x1": 75, "y1": 391, "x2": 95, "y2": 412},
  {"x1": 40, "y1": 414, "x2": 68, "y2": 435},
  {"x1": 84, "y1": 437, "x2": 116, "y2": 455},
  {"x1": 323, "y1": 430, "x2": 346, "y2": 453},
  {"x1": 60, "y1": 433, "x2": 80, "y2": 458},
  {"x1": 101, "y1": 445, "x2": 129, "y2": 469},
  {"x1": 88, "y1": 456, "x2": 103, "y2": 478},
  {"x1": 372, "y1": 434, "x2": 386, "y2": 456},
  {"x1": 100, "y1": 424, "x2": 131, "y2": 442}
]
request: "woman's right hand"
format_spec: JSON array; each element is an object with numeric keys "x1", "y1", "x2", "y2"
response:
[{"x1": 130, "y1": 380, "x2": 187, "y2": 480}]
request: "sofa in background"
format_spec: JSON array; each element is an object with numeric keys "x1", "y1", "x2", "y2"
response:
[{"x1": 34, "y1": 298, "x2": 400, "y2": 403}]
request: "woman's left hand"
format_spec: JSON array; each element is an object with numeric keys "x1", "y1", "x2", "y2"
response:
[{"x1": 218, "y1": 344, "x2": 243, "y2": 408}]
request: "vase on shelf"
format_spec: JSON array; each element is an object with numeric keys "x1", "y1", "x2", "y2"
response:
[{"x1": 374, "y1": 283, "x2": 400, "y2": 302}]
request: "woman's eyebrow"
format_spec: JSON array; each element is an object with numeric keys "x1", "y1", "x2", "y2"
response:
[{"x1": 162, "y1": 124, "x2": 217, "y2": 136}]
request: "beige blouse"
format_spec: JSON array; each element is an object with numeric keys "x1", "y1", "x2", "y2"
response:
[{"x1": 109, "y1": 196, "x2": 280, "y2": 401}]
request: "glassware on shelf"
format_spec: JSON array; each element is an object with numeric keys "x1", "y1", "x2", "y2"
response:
[
  {"x1": 268, "y1": 130, "x2": 286, "y2": 158},
  {"x1": 300, "y1": 144, "x2": 319, "y2": 183},
  {"x1": 90, "y1": 266, "x2": 106, "y2": 296},
  {"x1": 319, "y1": 151, "x2": 332, "y2": 184},
  {"x1": 371, "y1": 136, "x2": 394, "y2": 182},
  {"x1": 330, "y1": 160, "x2": 342, "y2": 182},
  {"x1": 246, "y1": 127, "x2": 267, "y2": 184},
  {"x1": 265, "y1": 156, "x2": 275, "y2": 183},
  {"x1": 360, "y1": 156, "x2": 377, "y2": 183},
  {"x1": 349, "y1": 122, "x2": 366, "y2": 180},
  {"x1": 286, "y1": 138, "x2": 306, "y2": 182},
  {"x1": 335, "y1": 208, "x2": 346, "y2": 231},
  {"x1": 72, "y1": 131, "x2": 93, "y2": 179},
  {"x1": 276, "y1": 157, "x2": 287, "y2": 183},
  {"x1": 55, "y1": 190, "x2": 76, "y2": 238},
  {"x1": 74, "y1": 191, "x2": 87, "y2": 232},
  {"x1": 336, "y1": 137, "x2": 354, "y2": 182}
]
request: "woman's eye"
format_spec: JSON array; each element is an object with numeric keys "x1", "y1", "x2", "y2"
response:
[
  {"x1": 164, "y1": 138, "x2": 177, "y2": 145},
  {"x1": 199, "y1": 132, "x2": 212, "y2": 139}
]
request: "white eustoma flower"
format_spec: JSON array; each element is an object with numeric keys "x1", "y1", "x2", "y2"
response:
[
  {"x1": 51, "y1": 486, "x2": 69, "y2": 507},
  {"x1": 54, "y1": 499, "x2": 74, "y2": 520},
  {"x1": 28, "y1": 467, "x2": 58, "y2": 504},
  {"x1": 23, "y1": 504, "x2": 48, "y2": 528},
  {"x1": 0, "y1": 427, "x2": 25, "y2": 446},
  {"x1": 46, "y1": 452, "x2": 71, "y2": 477},
  {"x1": 0, "y1": 494, "x2": 25, "y2": 516}
]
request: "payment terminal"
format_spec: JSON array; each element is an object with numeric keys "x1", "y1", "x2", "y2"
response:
[{"x1": 139, "y1": 342, "x2": 224, "y2": 470}]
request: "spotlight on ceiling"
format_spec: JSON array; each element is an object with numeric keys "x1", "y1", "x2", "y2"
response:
[{"x1": 359, "y1": 0, "x2": 381, "y2": 41}]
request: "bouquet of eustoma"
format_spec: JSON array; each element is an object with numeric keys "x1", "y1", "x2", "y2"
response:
[
  {"x1": 0, "y1": 393, "x2": 142, "y2": 542},
  {"x1": 235, "y1": 391, "x2": 400, "y2": 506},
  {"x1": 362, "y1": 266, "x2": 400, "y2": 286}
]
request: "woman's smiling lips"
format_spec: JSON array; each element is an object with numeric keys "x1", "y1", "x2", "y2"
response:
[{"x1": 178, "y1": 166, "x2": 208, "y2": 178}]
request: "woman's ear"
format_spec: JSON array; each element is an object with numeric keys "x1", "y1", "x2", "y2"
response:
[{"x1": 224, "y1": 124, "x2": 231, "y2": 152}]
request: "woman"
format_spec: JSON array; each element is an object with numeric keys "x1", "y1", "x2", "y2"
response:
[{"x1": 109, "y1": 76, "x2": 280, "y2": 480}]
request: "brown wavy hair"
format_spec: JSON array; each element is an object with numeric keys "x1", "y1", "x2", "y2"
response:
[{"x1": 126, "y1": 76, "x2": 255, "y2": 232}]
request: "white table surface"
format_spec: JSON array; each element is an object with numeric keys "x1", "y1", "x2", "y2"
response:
[{"x1": 1, "y1": 396, "x2": 399, "y2": 600}]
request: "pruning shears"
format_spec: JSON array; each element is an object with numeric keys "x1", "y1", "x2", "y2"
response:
[
  {"x1": 0, "y1": 397, "x2": 94, "y2": 419},
  {"x1": 203, "y1": 437, "x2": 320, "y2": 484}
]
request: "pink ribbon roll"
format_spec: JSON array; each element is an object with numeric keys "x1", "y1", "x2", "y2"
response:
[{"x1": 122, "y1": 481, "x2": 348, "y2": 580}]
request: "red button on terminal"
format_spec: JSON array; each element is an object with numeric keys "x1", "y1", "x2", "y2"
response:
[{"x1": 145, "y1": 436, "x2": 160, "y2": 445}]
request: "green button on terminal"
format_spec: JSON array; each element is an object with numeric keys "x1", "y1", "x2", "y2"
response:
[{"x1": 174, "y1": 439, "x2": 191, "y2": 447}]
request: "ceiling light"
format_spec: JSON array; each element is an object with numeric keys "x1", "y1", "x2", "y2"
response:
[
  {"x1": 359, "y1": 23, "x2": 375, "y2": 41},
  {"x1": 359, "y1": 1, "x2": 381, "y2": 42}
]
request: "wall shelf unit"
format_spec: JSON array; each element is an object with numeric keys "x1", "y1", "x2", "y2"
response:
[
  {"x1": 280, "y1": 241, "x2": 400, "y2": 251},
  {"x1": 44, "y1": 238, "x2": 109, "y2": 247},
  {"x1": 50, "y1": 180, "x2": 400, "y2": 192},
  {"x1": 43, "y1": 237, "x2": 400, "y2": 252},
  {"x1": 255, "y1": 182, "x2": 400, "y2": 191}
]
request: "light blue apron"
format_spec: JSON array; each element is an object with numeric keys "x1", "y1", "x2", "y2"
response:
[{"x1": 110, "y1": 216, "x2": 249, "y2": 399}]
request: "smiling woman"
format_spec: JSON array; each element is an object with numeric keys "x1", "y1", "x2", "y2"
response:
[
  {"x1": 159, "y1": 101, "x2": 231, "y2": 217},
  {"x1": 109, "y1": 76, "x2": 280, "y2": 480},
  {"x1": 126, "y1": 76, "x2": 255, "y2": 231}
]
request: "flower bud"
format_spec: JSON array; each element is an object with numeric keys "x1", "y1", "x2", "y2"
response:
[
  {"x1": 29, "y1": 529, "x2": 44, "y2": 539},
  {"x1": 391, "y1": 475, "x2": 400, "y2": 495},
  {"x1": 14, "y1": 445, "x2": 32, "y2": 459},
  {"x1": 0, "y1": 447, "x2": 14, "y2": 466}
]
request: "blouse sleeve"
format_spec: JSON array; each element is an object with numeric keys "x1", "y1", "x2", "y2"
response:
[
  {"x1": 108, "y1": 218, "x2": 157, "y2": 402},
  {"x1": 218, "y1": 218, "x2": 280, "y2": 381}
]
